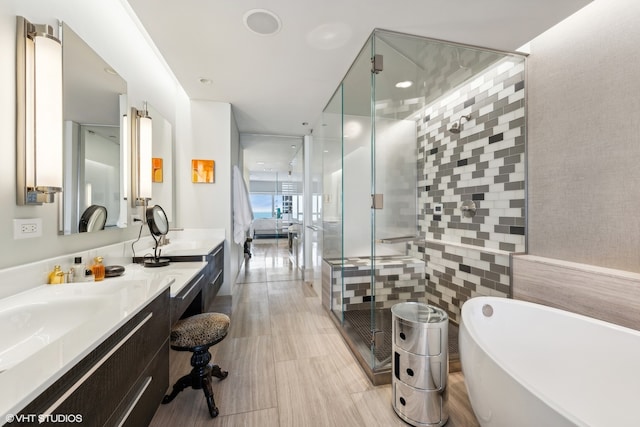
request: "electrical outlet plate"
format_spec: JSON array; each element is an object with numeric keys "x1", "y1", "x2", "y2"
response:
[{"x1": 13, "y1": 218, "x2": 42, "y2": 239}]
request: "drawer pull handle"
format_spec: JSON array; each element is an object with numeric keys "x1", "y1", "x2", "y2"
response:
[
  {"x1": 211, "y1": 247, "x2": 223, "y2": 258},
  {"x1": 399, "y1": 397, "x2": 406, "y2": 406},
  {"x1": 179, "y1": 274, "x2": 204, "y2": 300},
  {"x1": 399, "y1": 332, "x2": 406, "y2": 340},
  {"x1": 117, "y1": 376, "x2": 153, "y2": 427},
  {"x1": 212, "y1": 270, "x2": 222, "y2": 285},
  {"x1": 40, "y1": 312, "x2": 154, "y2": 421},
  {"x1": 406, "y1": 368, "x2": 414, "y2": 377},
  {"x1": 394, "y1": 352, "x2": 400, "y2": 380}
]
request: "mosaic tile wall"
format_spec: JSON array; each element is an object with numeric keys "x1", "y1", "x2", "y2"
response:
[
  {"x1": 408, "y1": 57, "x2": 526, "y2": 323},
  {"x1": 322, "y1": 256, "x2": 426, "y2": 312}
]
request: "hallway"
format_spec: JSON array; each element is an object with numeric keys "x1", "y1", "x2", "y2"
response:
[{"x1": 150, "y1": 238, "x2": 479, "y2": 427}]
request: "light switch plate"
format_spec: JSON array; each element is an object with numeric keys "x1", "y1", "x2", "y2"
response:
[{"x1": 14, "y1": 218, "x2": 42, "y2": 239}]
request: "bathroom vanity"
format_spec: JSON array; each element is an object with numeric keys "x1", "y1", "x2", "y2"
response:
[
  {"x1": 11, "y1": 290, "x2": 170, "y2": 427},
  {"x1": 165, "y1": 242, "x2": 225, "y2": 326},
  {"x1": 0, "y1": 236, "x2": 225, "y2": 426}
]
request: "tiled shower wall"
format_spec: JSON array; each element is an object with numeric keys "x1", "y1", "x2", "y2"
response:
[
  {"x1": 323, "y1": 256, "x2": 426, "y2": 312},
  {"x1": 408, "y1": 58, "x2": 526, "y2": 323}
]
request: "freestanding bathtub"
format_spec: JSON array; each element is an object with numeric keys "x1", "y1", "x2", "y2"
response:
[{"x1": 459, "y1": 296, "x2": 640, "y2": 427}]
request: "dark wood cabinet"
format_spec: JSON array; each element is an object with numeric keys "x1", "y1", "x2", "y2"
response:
[
  {"x1": 203, "y1": 244, "x2": 224, "y2": 312},
  {"x1": 170, "y1": 270, "x2": 206, "y2": 325},
  {"x1": 10, "y1": 290, "x2": 170, "y2": 427},
  {"x1": 170, "y1": 242, "x2": 224, "y2": 325}
]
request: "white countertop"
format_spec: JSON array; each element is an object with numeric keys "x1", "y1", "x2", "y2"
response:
[
  {"x1": 137, "y1": 237, "x2": 224, "y2": 259},
  {"x1": 0, "y1": 260, "x2": 206, "y2": 420}
]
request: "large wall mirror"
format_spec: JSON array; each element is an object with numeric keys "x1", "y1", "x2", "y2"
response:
[
  {"x1": 59, "y1": 22, "x2": 127, "y2": 234},
  {"x1": 148, "y1": 104, "x2": 174, "y2": 224}
]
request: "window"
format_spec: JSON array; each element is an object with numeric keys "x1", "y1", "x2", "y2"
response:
[{"x1": 250, "y1": 194, "x2": 273, "y2": 219}]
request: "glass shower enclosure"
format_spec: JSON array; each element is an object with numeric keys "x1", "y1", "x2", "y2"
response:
[{"x1": 320, "y1": 29, "x2": 525, "y2": 384}]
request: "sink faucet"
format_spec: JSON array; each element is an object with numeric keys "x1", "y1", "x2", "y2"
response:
[{"x1": 158, "y1": 228, "x2": 182, "y2": 247}]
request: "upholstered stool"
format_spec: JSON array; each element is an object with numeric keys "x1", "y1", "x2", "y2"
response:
[{"x1": 162, "y1": 312, "x2": 230, "y2": 417}]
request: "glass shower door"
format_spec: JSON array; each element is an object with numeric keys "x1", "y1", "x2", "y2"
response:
[
  {"x1": 369, "y1": 31, "x2": 419, "y2": 372},
  {"x1": 321, "y1": 84, "x2": 345, "y2": 322}
]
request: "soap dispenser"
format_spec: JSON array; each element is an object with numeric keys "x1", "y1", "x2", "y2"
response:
[
  {"x1": 92, "y1": 257, "x2": 105, "y2": 282},
  {"x1": 48, "y1": 265, "x2": 65, "y2": 285}
]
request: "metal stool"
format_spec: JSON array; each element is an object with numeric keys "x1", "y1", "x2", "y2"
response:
[{"x1": 161, "y1": 312, "x2": 230, "y2": 417}]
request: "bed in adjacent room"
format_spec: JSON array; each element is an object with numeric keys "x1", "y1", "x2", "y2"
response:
[{"x1": 251, "y1": 218, "x2": 289, "y2": 238}]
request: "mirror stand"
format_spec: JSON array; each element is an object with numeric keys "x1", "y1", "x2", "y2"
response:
[{"x1": 144, "y1": 204, "x2": 171, "y2": 268}]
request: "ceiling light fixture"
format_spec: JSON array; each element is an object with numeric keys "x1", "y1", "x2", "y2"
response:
[
  {"x1": 243, "y1": 9, "x2": 282, "y2": 36},
  {"x1": 395, "y1": 80, "x2": 413, "y2": 89},
  {"x1": 199, "y1": 77, "x2": 212, "y2": 85}
]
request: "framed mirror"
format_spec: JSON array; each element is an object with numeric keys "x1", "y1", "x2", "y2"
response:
[{"x1": 59, "y1": 22, "x2": 127, "y2": 234}]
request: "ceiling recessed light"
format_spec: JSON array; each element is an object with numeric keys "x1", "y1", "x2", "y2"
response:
[
  {"x1": 395, "y1": 80, "x2": 413, "y2": 89},
  {"x1": 199, "y1": 77, "x2": 212, "y2": 85},
  {"x1": 291, "y1": 145, "x2": 296, "y2": 149},
  {"x1": 243, "y1": 9, "x2": 282, "y2": 36}
]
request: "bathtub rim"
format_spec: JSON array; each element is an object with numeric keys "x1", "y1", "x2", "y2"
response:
[{"x1": 460, "y1": 296, "x2": 640, "y2": 427}]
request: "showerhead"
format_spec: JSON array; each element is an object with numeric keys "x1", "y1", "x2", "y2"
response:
[{"x1": 448, "y1": 114, "x2": 471, "y2": 134}]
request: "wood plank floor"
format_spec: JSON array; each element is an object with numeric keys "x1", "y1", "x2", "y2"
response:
[{"x1": 150, "y1": 239, "x2": 480, "y2": 427}]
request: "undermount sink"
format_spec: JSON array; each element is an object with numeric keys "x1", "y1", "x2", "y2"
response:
[{"x1": 0, "y1": 295, "x2": 106, "y2": 371}]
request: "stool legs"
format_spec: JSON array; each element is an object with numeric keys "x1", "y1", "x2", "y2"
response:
[
  {"x1": 162, "y1": 347, "x2": 228, "y2": 418},
  {"x1": 210, "y1": 364, "x2": 228, "y2": 380}
]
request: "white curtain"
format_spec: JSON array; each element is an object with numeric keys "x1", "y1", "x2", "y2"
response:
[{"x1": 232, "y1": 165, "x2": 254, "y2": 244}]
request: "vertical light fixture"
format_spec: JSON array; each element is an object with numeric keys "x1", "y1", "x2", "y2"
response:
[
  {"x1": 130, "y1": 103, "x2": 152, "y2": 207},
  {"x1": 16, "y1": 16, "x2": 63, "y2": 205},
  {"x1": 121, "y1": 113, "x2": 129, "y2": 199}
]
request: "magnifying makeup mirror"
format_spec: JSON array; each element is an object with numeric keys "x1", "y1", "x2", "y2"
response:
[
  {"x1": 79, "y1": 205, "x2": 107, "y2": 232},
  {"x1": 144, "y1": 204, "x2": 171, "y2": 267}
]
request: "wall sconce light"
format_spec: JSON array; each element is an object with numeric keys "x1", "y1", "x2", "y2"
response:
[
  {"x1": 130, "y1": 103, "x2": 152, "y2": 208},
  {"x1": 16, "y1": 16, "x2": 63, "y2": 205}
]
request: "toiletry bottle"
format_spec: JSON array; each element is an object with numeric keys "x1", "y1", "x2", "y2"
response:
[
  {"x1": 72, "y1": 256, "x2": 84, "y2": 283},
  {"x1": 92, "y1": 256, "x2": 105, "y2": 282},
  {"x1": 84, "y1": 267, "x2": 94, "y2": 282},
  {"x1": 48, "y1": 265, "x2": 65, "y2": 285}
]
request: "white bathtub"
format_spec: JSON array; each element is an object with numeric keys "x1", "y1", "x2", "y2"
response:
[{"x1": 459, "y1": 296, "x2": 640, "y2": 427}]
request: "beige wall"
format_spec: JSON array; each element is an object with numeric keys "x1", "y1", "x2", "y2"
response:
[
  {"x1": 527, "y1": 0, "x2": 640, "y2": 272},
  {"x1": 175, "y1": 100, "x2": 241, "y2": 295}
]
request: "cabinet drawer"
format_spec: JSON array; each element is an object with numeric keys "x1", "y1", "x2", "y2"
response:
[
  {"x1": 393, "y1": 380, "x2": 446, "y2": 426},
  {"x1": 393, "y1": 317, "x2": 442, "y2": 356},
  {"x1": 211, "y1": 244, "x2": 224, "y2": 271},
  {"x1": 393, "y1": 347, "x2": 445, "y2": 391},
  {"x1": 16, "y1": 290, "x2": 170, "y2": 426},
  {"x1": 171, "y1": 272, "x2": 205, "y2": 325},
  {"x1": 204, "y1": 268, "x2": 223, "y2": 313},
  {"x1": 107, "y1": 340, "x2": 169, "y2": 427}
]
